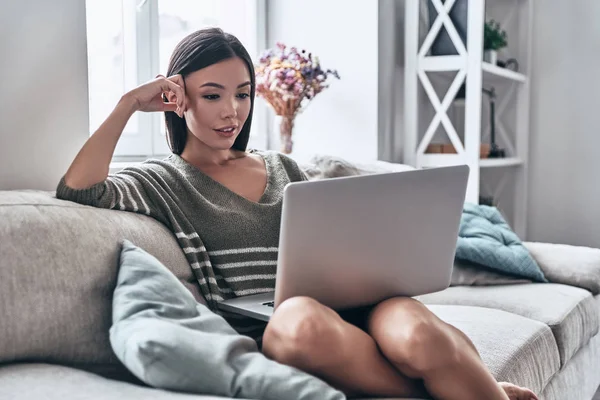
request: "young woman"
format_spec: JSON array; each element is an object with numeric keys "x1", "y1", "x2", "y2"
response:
[{"x1": 57, "y1": 27, "x2": 537, "y2": 400}]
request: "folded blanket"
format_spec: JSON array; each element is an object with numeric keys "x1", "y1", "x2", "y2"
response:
[{"x1": 456, "y1": 203, "x2": 548, "y2": 282}]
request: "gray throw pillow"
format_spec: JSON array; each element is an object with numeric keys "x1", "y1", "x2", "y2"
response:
[
  {"x1": 300, "y1": 154, "x2": 415, "y2": 181},
  {"x1": 451, "y1": 259, "x2": 532, "y2": 286},
  {"x1": 109, "y1": 240, "x2": 345, "y2": 400}
]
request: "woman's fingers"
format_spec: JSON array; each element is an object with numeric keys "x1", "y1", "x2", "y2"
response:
[
  {"x1": 167, "y1": 74, "x2": 187, "y2": 112},
  {"x1": 167, "y1": 74, "x2": 184, "y2": 87},
  {"x1": 159, "y1": 78, "x2": 186, "y2": 117},
  {"x1": 162, "y1": 101, "x2": 178, "y2": 114}
]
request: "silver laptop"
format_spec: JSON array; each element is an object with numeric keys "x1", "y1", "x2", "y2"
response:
[{"x1": 217, "y1": 165, "x2": 469, "y2": 322}]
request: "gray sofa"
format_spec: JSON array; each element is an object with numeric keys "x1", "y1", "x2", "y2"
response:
[{"x1": 1, "y1": 158, "x2": 600, "y2": 400}]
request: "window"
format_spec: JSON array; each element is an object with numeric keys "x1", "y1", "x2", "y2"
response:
[{"x1": 85, "y1": 0, "x2": 267, "y2": 160}]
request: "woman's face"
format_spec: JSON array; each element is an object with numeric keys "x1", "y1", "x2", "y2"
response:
[{"x1": 182, "y1": 57, "x2": 252, "y2": 151}]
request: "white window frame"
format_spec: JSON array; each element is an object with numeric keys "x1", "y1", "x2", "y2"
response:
[{"x1": 105, "y1": 0, "x2": 268, "y2": 162}]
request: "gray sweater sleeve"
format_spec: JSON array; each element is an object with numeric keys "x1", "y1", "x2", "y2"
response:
[{"x1": 56, "y1": 168, "x2": 164, "y2": 221}]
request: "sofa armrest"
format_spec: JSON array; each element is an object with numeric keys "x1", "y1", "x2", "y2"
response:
[{"x1": 524, "y1": 242, "x2": 600, "y2": 294}]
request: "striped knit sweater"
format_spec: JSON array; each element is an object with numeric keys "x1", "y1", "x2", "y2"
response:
[{"x1": 55, "y1": 149, "x2": 307, "y2": 341}]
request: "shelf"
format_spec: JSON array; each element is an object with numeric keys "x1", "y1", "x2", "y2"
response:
[
  {"x1": 405, "y1": 0, "x2": 532, "y2": 237},
  {"x1": 419, "y1": 57, "x2": 527, "y2": 84},
  {"x1": 418, "y1": 154, "x2": 524, "y2": 169},
  {"x1": 480, "y1": 157, "x2": 524, "y2": 168},
  {"x1": 418, "y1": 154, "x2": 465, "y2": 168},
  {"x1": 482, "y1": 62, "x2": 527, "y2": 83}
]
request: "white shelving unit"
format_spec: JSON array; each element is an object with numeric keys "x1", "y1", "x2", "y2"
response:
[{"x1": 403, "y1": 0, "x2": 533, "y2": 238}]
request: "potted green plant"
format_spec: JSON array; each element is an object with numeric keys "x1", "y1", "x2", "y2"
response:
[{"x1": 483, "y1": 20, "x2": 507, "y2": 65}]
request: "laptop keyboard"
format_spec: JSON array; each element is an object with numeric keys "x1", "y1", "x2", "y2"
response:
[{"x1": 262, "y1": 301, "x2": 275, "y2": 308}]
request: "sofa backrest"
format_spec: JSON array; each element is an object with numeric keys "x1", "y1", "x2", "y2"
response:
[
  {"x1": 297, "y1": 154, "x2": 415, "y2": 180},
  {"x1": 0, "y1": 191, "x2": 200, "y2": 370}
]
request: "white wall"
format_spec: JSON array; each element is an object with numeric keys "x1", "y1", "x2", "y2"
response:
[
  {"x1": 0, "y1": 0, "x2": 89, "y2": 190},
  {"x1": 527, "y1": 2, "x2": 600, "y2": 247},
  {"x1": 1, "y1": 0, "x2": 389, "y2": 189},
  {"x1": 265, "y1": 0, "x2": 380, "y2": 163},
  {"x1": 7, "y1": 1, "x2": 598, "y2": 249},
  {"x1": 378, "y1": 0, "x2": 401, "y2": 162}
]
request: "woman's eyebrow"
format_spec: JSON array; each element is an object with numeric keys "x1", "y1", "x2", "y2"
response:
[{"x1": 199, "y1": 81, "x2": 252, "y2": 89}]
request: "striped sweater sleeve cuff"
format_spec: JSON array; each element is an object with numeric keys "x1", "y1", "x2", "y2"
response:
[{"x1": 55, "y1": 176, "x2": 108, "y2": 207}]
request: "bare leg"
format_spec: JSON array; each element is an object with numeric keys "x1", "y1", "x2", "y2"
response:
[
  {"x1": 368, "y1": 297, "x2": 537, "y2": 400},
  {"x1": 262, "y1": 296, "x2": 429, "y2": 398},
  {"x1": 437, "y1": 325, "x2": 538, "y2": 400}
]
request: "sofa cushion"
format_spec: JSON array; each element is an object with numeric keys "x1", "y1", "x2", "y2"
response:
[
  {"x1": 417, "y1": 283, "x2": 600, "y2": 367},
  {"x1": 539, "y1": 333, "x2": 600, "y2": 400},
  {"x1": 0, "y1": 191, "x2": 200, "y2": 369},
  {"x1": 0, "y1": 363, "x2": 234, "y2": 400},
  {"x1": 0, "y1": 363, "x2": 426, "y2": 400},
  {"x1": 427, "y1": 305, "x2": 560, "y2": 395}
]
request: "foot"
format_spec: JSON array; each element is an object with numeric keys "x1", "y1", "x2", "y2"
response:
[{"x1": 499, "y1": 382, "x2": 539, "y2": 400}]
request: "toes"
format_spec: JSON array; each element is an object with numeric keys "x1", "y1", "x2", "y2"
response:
[
  {"x1": 499, "y1": 382, "x2": 538, "y2": 400},
  {"x1": 526, "y1": 390, "x2": 539, "y2": 400},
  {"x1": 520, "y1": 388, "x2": 538, "y2": 400}
]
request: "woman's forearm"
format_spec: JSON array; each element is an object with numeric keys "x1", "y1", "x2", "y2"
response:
[{"x1": 63, "y1": 94, "x2": 138, "y2": 189}]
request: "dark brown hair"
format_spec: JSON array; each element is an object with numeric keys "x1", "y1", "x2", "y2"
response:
[{"x1": 164, "y1": 28, "x2": 255, "y2": 154}]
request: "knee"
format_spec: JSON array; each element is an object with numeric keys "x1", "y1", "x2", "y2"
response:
[
  {"x1": 401, "y1": 319, "x2": 461, "y2": 374},
  {"x1": 372, "y1": 299, "x2": 460, "y2": 374},
  {"x1": 262, "y1": 297, "x2": 338, "y2": 366}
]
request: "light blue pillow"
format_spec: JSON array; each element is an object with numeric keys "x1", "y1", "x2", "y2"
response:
[
  {"x1": 456, "y1": 204, "x2": 548, "y2": 282},
  {"x1": 109, "y1": 239, "x2": 345, "y2": 400}
]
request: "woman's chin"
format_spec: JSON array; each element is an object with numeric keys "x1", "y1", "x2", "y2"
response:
[
  {"x1": 187, "y1": 130, "x2": 239, "y2": 150},
  {"x1": 211, "y1": 136, "x2": 238, "y2": 149}
]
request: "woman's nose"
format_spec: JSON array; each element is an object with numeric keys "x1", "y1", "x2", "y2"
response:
[{"x1": 221, "y1": 98, "x2": 238, "y2": 119}]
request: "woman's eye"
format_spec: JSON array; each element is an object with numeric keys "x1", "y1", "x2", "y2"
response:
[
  {"x1": 203, "y1": 94, "x2": 220, "y2": 100},
  {"x1": 237, "y1": 93, "x2": 250, "y2": 99}
]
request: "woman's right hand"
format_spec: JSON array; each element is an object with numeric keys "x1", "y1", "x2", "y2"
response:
[{"x1": 124, "y1": 74, "x2": 187, "y2": 118}]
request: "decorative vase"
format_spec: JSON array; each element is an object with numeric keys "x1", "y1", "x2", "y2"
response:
[
  {"x1": 484, "y1": 49, "x2": 498, "y2": 65},
  {"x1": 275, "y1": 115, "x2": 295, "y2": 154}
]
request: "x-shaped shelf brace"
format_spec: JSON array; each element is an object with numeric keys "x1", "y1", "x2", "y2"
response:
[{"x1": 415, "y1": 0, "x2": 468, "y2": 159}]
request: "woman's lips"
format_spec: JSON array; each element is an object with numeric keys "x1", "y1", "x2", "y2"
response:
[{"x1": 214, "y1": 126, "x2": 237, "y2": 138}]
